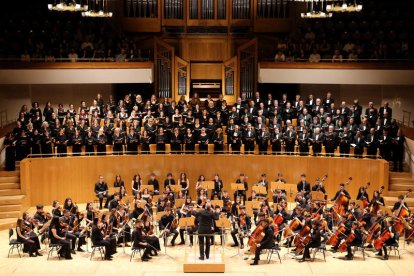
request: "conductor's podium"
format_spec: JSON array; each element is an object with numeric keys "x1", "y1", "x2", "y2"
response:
[{"x1": 183, "y1": 233, "x2": 225, "y2": 273}]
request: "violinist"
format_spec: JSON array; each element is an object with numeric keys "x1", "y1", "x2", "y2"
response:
[
  {"x1": 299, "y1": 220, "x2": 322, "y2": 262},
  {"x1": 311, "y1": 177, "x2": 326, "y2": 194},
  {"x1": 114, "y1": 205, "x2": 132, "y2": 246},
  {"x1": 16, "y1": 218, "x2": 41, "y2": 257},
  {"x1": 51, "y1": 200, "x2": 63, "y2": 217},
  {"x1": 113, "y1": 175, "x2": 125, "y2": 199},
  {"x1": 159, "y1": 208, "x2": 178, "y2": 246},
  {"x1": 33, "y1": 204, "x2": 51, "y2": 230},
  {"x1": 231, "y1": 196, "x2": 242, "y2": 217},
  {"x1": 295, "y1": 193, "x2": 308, "y2": 210},
  {"x1": 250, "y1": 218, "x2": 275, "y2": 265},
  {"x1": 231, "y1": 206, "x2": 251, "y2": 249},
  {"x1": 91, "y1": 217, "x2": 116, "y2": 261},
  {"x1": 49, "y1": 216, "x2": 72, "y2": 259},
  {"x1": 70, "y1": 205, "x2": 87, "y2": 251},
  {"x1": 222, "y1": 190, "x2": 232, "y2": 214},
  {"x1": 63, "y1": 197, "x2": 75, "y2": 212},
  {"x1": 344, "y1": 221, "x2": 363, "y2": 260},
  {"x1": 21, "y1": 213, "x2": 42, "y2": 255},
  {"x1": 132, "y1": 219, "x2": 154, "y2": 261},
  {"x1": 59, "y1": 209, "x2": 84, "y2": 253},
  {"x1": 108, "y1": 192, "x2": 121, "y2": 212},
  {"x1": 131, "y1": 200, "x2": 144, "y2": 220},
  {"x1": 234, "y1": 173, "x2": 248, "y2": 205},
  {"x1": 94, "y1": 175, "x2": 109, "y2": 209},
  {"x1": 211, "y1": 173, "x2": 223, "y2": 200},
  {"x1": 179, "y1": 172, "x2": 190, "y2": 197},
  {"x1": 141, "y1": 213, "x2": 161, "y2": 253},
  {"x1": 376, "y1": 219, "x2": 398, "y2": 260},
  {"x1": 157, "y1": 196, "x2": 168, "y2": 213},
  {"x1": 178, "y1": 198, "x2": 192, "y2": 245}
]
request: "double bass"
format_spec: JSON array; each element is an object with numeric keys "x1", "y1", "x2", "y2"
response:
[
  {"x1": 333, "y1": 177, "x2": 352, "y2": 216},
  {"x1": 393, "y1": 190, "x2": 412, "y2": 235},
  {"x1": 360, "y1": 182, "x2": 370, "y2": 208}
]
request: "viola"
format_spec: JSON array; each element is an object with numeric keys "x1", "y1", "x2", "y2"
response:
[{"x1": 373, "y1": 229, "x2": 391, "y2": 250}]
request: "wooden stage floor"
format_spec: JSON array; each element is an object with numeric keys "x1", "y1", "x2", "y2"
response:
[{"x1": 1, "y1": 227, "x2": 414, "y2": 276}]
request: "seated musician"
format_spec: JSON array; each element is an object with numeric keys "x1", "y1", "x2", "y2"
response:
[
  {"x1": 49, "y1": 216, "x2": 72, "y2": 260},
  {"x1": 159, "y1": 208, "x2": 178, "y2": 246},
  {"x1": 211, "y1": 173, "x2": 224, "y2": 200},
  {"x1": 59, "y1": 209, "x2": 85, "y2": 253},
  {"x1": 51, "y1": 200, "x2": 63, "y2": 217},
  {"x1": 163, "y1": 172, "x2": 175, "y2": 189},
  {"x1": 91, "y1": 217, "x2": 116, "y2": 261},
  {"x1": 255, "y1": 173, "x2": 268, "y2": 198},
  {"x1": 33, "y1": 204, "x2": 51, "y2": 241},
  {"x1": 16, "y1": 218, "x2": 42, "y2": 257},
  {"x1": 250, "y1": 218, "x2": 275, "y2": 265},
  {"x1": 299, "y1": 220, "x2": 322, "y2": 262},
  {"x1": 273, "y1": 203, "x2": 289, "y2": 241},
  {"x1": 231, "y1": 205, "x2": 251, "y2": 249},
  {"x1": 356, "y1": 186, "x2": 369, "y2": 202},
  {"x1": 221, "y1": 190, "x2": 232, "y2": 215},
  {"x1": 295, "y1": 193, "x2": 308, "y2": 210},
  {"x1": 141, "y1": 213, "x2": 161, "y2": 254},
  {"x1": 178, "y1": 198, "x2": 192, "y2": 245},
  {"x1": 108, "y1": 192, "x2": 120, "y2": 211},
  {"x1": 376, "y1": 218, "x2": 399, "y2": 260},
  {"x1": 344, "y1": 221, "x2": 364, "y2": 260},
  {"x1": 148, "y1": 173, "x2": 160, "y2": 195},
  {"x1": 132, "y1": 219, "x2": 154, "y2": 262},
  {"x1": 114, "y1": 205, "x2": 131, "y2": 246},
  {"x1": 131, "y1": 200, "x2": 144, "y2": 220},
  {"x1": 94, "y1": 175, "x2": 109, "y2": 209},
  {"x1": 284, "y1": 206, "x2": 305, "y2": 248}
]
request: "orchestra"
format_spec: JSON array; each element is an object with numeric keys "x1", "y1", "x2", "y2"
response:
[{"x1": 9, "y1": 171, "x2": 413, "y2": 268}]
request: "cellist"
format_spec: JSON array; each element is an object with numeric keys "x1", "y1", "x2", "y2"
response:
[
  {"x1": 344, "y1": 221, "x2": 363, "y2": 260},
  {"x1": 376, "y1": 218, "x2": 398, "y2": 260},
  {"x1": 299, "y1": 220, "x2": 322, "y2": 262},
  {"x1": 250, "y1": 218, "x2": 275, "y2": 265}
]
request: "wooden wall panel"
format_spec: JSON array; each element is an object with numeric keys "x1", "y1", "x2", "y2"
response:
[
  {"x1": 191, "y1": 63, "x2": 222, "y2": 79},
  {"x1": 180, "y1": 37, "x2": 233, "y2": 62},
  {"x1": 21, "y1": 156, "x2": 389, "y2": 206}
]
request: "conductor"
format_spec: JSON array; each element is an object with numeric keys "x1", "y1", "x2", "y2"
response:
[{"x1": 196, "y1": 203, "x2": 220, "y2": 260}]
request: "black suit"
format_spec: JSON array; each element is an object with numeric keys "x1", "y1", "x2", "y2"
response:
[{"x1": 196, "y1": 209, "x2": 219, "y2": 259}]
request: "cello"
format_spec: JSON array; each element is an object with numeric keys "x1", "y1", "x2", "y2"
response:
[
  {"x1": 373, "y1": 229, "x2": 391, "y2": 250},
  {"x1": 393, "y1": 190, "x2": 412, "y2": 235},
  {"x1": 248, "y1": 224, "x2": 265, "y2": 253}
]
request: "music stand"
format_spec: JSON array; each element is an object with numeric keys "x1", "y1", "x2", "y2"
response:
[
  {"x1": 231, "y1": 183, "x2": 245, "y2": 202},
  {"x1": 140, "y1": 185, "x2": 154, "y2": 194},
  {"x1": 210, "y1": 200, "x2": 224, "y2": 208},
  {"x1": 311, "y1": 191, "x2": 325, "y2": 203},
  {"x1": 202, "y1": 181, "x2": 215, "y2": 199},
  {"x1": 179, "y1": 217, "x2": 195, "y2": 249},
  {"x1": 175, "y1": 199, "x2": 186, "y2": 209},
  {"x1": 170, "y1": 185, "x2": 182, "y2": 198},
  {"x1": 252, "y1": 186, "x2": 267, "y2": 198},
  {"x1": 272, "y1": 183, "x2": 296, "y2": 209}
]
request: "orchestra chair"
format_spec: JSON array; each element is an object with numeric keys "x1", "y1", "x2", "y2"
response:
[
  {"x1": 311, "y1": 237, "x2": 328, "y2": 262},
  {"x1": 67, "y1": 146, "x2": 73, "y2": 155},
  {"x1": 47, "y1": 243, "x2": 63, "y2": 260},
  {"x1": 254, "y1": 144, "x2": 259, "y2": 155},
  {"x1": 292, "y1": 119, "x2": 297, "y2": 127},
  {"x1": 385, "y1": 241, "x2": 400, "y2": 259},
  {"x1": 100, "y1": 120, "x2": 105, "y2": 127},
  {"x1": 8, "y1": 228, "x2": 23, "y2": 258},
  {"x1": 265, "y1": 118, "x2": 269, "y2": 126},
  {"x1": 90, "y1": 244, "x2": 105, "y2": 261},
  {"x1": 194, "y1": 144, "x2": 200, "y2": 154},
  {"x1": 351, "y1": 243, "x2": 366, "y2": 260},
  {"x1": 266, "y1": 243, "x2": 282, "y2": 264},
  {"x1": 130, "y1": 246, "x2": 144, "y2": 262},
  {"x1": 240, "y1": 144, "x2": 245, "y2": 154},
  {"x1": 350, "y1": 147, "x2": 355, "y2": 156},
  {"x1": 222, "y1": 126, "x2": 227, "y2": 133}
]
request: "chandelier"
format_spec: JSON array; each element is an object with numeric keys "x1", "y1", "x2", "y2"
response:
[
  {"x1": 81, "y1": 0, "x2": 113, "y2": 17},
  {"x1": 296, "y1": 0, "x2": 333, "y2": 18},
  {"x1": 48, "y1": 0, "x2": 88, "y2": 12},
  {"x1": 326, "y1": 0, "x2": 362, "y2": 12}
]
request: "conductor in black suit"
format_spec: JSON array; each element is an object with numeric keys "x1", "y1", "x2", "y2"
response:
[{"x1": 196, "y1": 203, "x2": 220, "y2": 260}]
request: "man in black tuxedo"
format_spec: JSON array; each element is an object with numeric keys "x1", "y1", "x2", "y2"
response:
[
  {"x1": 196, "y1": 203, "x2": 220, "y2": 260},
  {"x1": 297, "y1": 173, "x2": 311, "y2": 197}
]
